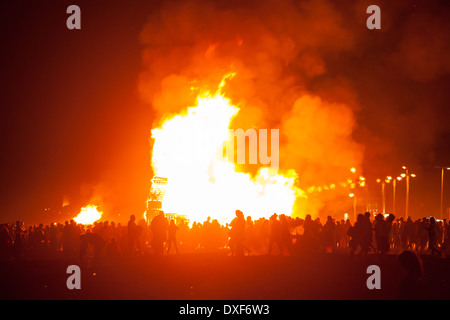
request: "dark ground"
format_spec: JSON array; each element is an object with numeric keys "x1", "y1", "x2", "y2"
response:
[{"x1": 1, "y1": 250, "x2": 449, "y2": 300}]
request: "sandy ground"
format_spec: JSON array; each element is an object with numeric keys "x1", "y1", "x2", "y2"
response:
[{"x1": 1, "y1": 250, "x2": 449, "y2": 300}]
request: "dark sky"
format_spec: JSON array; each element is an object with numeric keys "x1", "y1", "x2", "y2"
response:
[
  {"x1": 1, "y1": 0, "x2": 450, "y2": 224},
  {"x1": 0, "y1": 0, "x2": 160, "y2": 223}
]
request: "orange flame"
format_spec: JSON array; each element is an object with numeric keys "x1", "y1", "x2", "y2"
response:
[
  {"x1": 73, "y1": 205, "x2": 102, "y2": 225},
  {"x1": 150, "y1": 75, "x2": 302, "y2": 225}
]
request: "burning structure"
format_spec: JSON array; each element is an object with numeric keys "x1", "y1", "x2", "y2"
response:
[
  {"x1": 145, "y1": 176, "x2": 168, "y2": 222},
  {"x1": 140, "y1": 1, "x2": 365, "y2": 224},
  {"x1": 149, "y1": 76, "x2": 301, "y2": 225}
]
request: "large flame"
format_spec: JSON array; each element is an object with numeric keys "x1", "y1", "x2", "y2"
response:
[
  {"x1": 73, "y1": 205, "x2": 102, "y2": 225},
  {"x1": 150, "y1": 76, "x2": 302, "y2": 225}
]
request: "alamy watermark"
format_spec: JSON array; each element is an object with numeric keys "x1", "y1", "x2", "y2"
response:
[
  {"x1": 158, "y1": 128, "x2": 280, "y2": 170},
  {"x1": 66, "y1": 5, "x2": 381, "y2": 30},
  {"x1": 66, "y1": 265, "x2": 81, "y2": 290},
  {"x1": 226, "y1": 129, "x2": 279, "y2": 170},
  {"x1": 366, "y1": 265, "x2": 381, "y2": 290}
]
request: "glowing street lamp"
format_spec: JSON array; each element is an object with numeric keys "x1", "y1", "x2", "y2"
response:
[
  {"x1": 356, "y1": 176, "x2": 368, "y2": 210},
  {"x1": 349, "y1": 167, "x2": 366, "y2": 215},
  {"x1": 385, "y1": 177, "x2": 392, "y2": 214},
  {"x1": 349, "y1": 193, "x2": 356, "y2": 221}
]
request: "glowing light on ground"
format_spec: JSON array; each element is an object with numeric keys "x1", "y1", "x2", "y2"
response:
[{"x1": 73, "y1": 205, "x2": 102, "y2": 225}]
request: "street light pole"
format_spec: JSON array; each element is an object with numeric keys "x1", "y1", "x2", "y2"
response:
[
  {"x1": 349, "y1": 167, "x2": 366, "y2": 221},
  {"x1": 393, "y1": 178, "x2": 396, "y2": 214},
  {"x1": 441, "y1": 167, "x2": 444, "y2": 220},
  {"x1": 386, "y1": 176, "x2": 393, "y2": 213},
  {"x1": 406, "y1": 168, "x2": 409, "y2": 218},
  {"x1": 393, "y1": 177, "x2": 402, "y2": 215},
  {"x1": 402, "y1": 166, "x2": 416, "y2": 219},
  {"x1": 377, "y1": 176, "x2": 392, "y2": 214},
  {"x1": 436, "y1": 166, "x2": 450, "y2": 220},
  {"x1": 349, "y1": 193, "x2": 356, "y2": 222}
]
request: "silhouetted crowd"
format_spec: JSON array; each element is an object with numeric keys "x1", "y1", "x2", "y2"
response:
[{"x1": 1, "y1": 210, "x2": 449, "y2": 262}]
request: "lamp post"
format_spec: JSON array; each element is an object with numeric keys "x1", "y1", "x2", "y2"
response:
[
  {"x1": 402, "y1": 166, "x2": 416, "y2": 219},
  {"x1": 349, "y1": 167, "x2": 366, "y2": 220},
  {"x1": 358, "y1": 176, "x2": 367, "y2": 211},
  {"x1": 377, "y1": 176, "x2": 392, "y2": 213},
  {"x1": 349, "y1": 167, "x2": 356, "y2": 221},
  {"x1": 393, "y1": 176, "x2": 402, "y2": 215},
  {"x1": 385, "y1": 176, "x2": 393, "y2": 213},
  {"x1": 436, "y1": 166, "x2": 450, "y2": 220},
  {"x1": 376, "y1": 178, "x2": 384, "y2": 213},
  {"x1": 349, "y1": 193, "x2": 356, "y2": 222}
]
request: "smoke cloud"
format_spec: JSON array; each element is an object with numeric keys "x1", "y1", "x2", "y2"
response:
[
  {"x1": 138, "y1": 0, "x2": 450, "y2": 218},
  {"x1": 137, "y1": 0, "x2": 366, "y2": 218}
]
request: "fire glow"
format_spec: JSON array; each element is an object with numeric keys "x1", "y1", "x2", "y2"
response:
[
  {"x1": 150, "y1": 76, "x2": 302, "y2": 225},
  {"x1": 73, "y1": 205, "x2": 102, "y2": 225}
]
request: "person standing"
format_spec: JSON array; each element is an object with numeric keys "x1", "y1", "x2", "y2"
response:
[
  {"x1": 151, "y1": 211, "x2": 168, "y2": 256},
  {"x1": 127, "y1": 215, "x2": 139, "y2": 255},
  {"x1": 167, "y1": 219, "x2": 179, "y2": 254},
  {"x1": 426, "y1": 217, "x2": 442, "y2": 257},
  {"x1": 229, "y1": 210, "x2": 246, "y2": 256}
]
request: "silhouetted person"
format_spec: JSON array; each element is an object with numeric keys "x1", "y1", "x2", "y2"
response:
[
  {"x1": 416, "y1": 218, "x2": 428, "y2": 252},
  {"x1": 426, "y1": 217, "x2": 441, "y2": 257},
  {"x1": 403, "y1": 217, "x2": 415, "y2": 249},
  {"x1": 348, "y1": 214, "x2": 364, "y2": 257},
  {"x1": 14, "y1": 221, "x2": 24, "y2": 239},
  {"x1": 303, "y1": 214, "x2": 319, "y2": 252},
  {"x1": 385, "y1": 214, "x2": 395, "y2": 248},
  {"x1": 398, "y1": 250, "x2": 425, "y2": 299},
  {"x1": 201, "y1": 216, "x2": 212, "y2": 251},
  {"x1": 167, "y1": 219, "x2": 179, "y2": 254},
  {"x1": 30, "y1": 224, "x2": 48, "y2": 258},
  {"x1": 101, "y1": 221, "x2": 111, "y2": 242},
  {"x1": 374, "y1": 214, "x2": 387, "y2": 255},
  {"x1": 11, "y1": 232, "x2": 24, "y2": 260},
  {"x1": 361, "y1": 212, "x2": 373, "y2": 254},
  {"x1": 278, "y1": 214, "x2": 292, "y2": 255},
  {"x1": 151, "y1": 211, "x2": 168, "y2": 256},
  {"x1": 343, "y1": 219, "x2": 351, "y2": 247},
  {"x1": 268, "y1": 214, "x2": 280, "y2": 255},
  {"x1": 0, "y1": 225, "x2": 11, "y2": 260},
  {"x1": 47, "y1": 223, "x2": 58, "y2": 256},
  {"x1": 445, "y1": 220, "x2": 450, "y2": 256},
  {"x1": 127, "y1": 215, "x2": 140, "y2": 255},
  {"x1": 210, "y1": 218, "x2": 223, "y2": 251},
  {"x1": 80, "y1": 229, "x2": 105, "y2": 266},
  {"x1": 62, "y1": 221, "x2": 72, "y2": 257},
  {"x1": 105, "y1": 237, "x2": 120, "y2": 260},
  {"x1": 229, "y1": 210, "x2": 246, "y2": 256},
  {"x1": 321, "y1": 216, "x2": 335, "y2": 253}
]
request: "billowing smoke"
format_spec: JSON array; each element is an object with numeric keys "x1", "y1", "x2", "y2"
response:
[
  {"x1": 138, "y1": 0, "x2": 366, "y2": 219},
  {"x1": 348, "y1": 0, "x2": 450, "y2": 184}
]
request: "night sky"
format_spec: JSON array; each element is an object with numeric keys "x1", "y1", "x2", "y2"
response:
[{"x1": 1, "y1": 0, "x2": 450, "y2": 224}]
